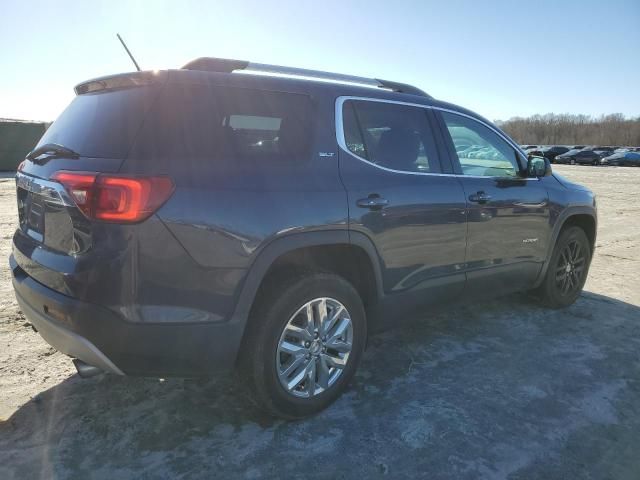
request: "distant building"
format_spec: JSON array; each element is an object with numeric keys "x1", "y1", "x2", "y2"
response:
[{"x1": 0, "y1": 118, "x2": 49, "y2": 171}]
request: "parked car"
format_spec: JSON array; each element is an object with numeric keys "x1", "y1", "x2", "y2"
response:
[
  {"x1": 555, "y1": 149, "x2": 601, "y2": 165},
  {"x1": 538, "y1": 146, "x2": 569, "y2": 162},
  {"x1": 11, "y1": 58, "x2": 597, "y2": 418},
  {"x1": 594, "y1": 151, "x2": 613, "y2": 160},
  {"x1": 601, "y1": 151, "x2": 640, "y2": 166},
  {"x1": 524, "y1": 147, "x2": 541, "y2": 156},
  {"x1": 591, "y1": 146, "x2": 615, "y2": 158},
  {"x1": 614, "y1": 147, "x2": 640, "y2": 153}
]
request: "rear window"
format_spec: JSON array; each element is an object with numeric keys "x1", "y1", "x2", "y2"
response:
[
  {"x1": 131, "y1": 85, "x2": 313, "y2": 162},
  {"x1": 36, "y1": 87, "x2": 157, "y2": 159}
]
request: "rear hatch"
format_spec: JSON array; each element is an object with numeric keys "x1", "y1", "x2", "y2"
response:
[{"x1": 13, "y1": 71, "x2": 166, "y2": 293}]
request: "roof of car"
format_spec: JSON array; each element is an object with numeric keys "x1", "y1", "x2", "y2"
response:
[
  {"x1": 164, "y1": 67, "x2": 440, "y2": 107},
  {"x1": 75, "y1": 60, "x2": 494, "y2": 128},
  {"x1": 175, "y1": 58, "x2": 503, "y2": 126},
  {"x1": 181, "y1": 57, "x2": 432, "y2": 97}
]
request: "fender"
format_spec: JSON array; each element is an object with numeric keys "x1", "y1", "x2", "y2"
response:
[
  {"x1": 227, "y1": 229, "x2": 385, "y2": 333},
  {"x1": 533, "y1": 205, "x2": 597, "y2": 288}
]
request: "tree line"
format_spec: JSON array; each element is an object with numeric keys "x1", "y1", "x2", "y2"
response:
[{"x1": 495, "y1": 114, "x2": 640, "y2": 147}]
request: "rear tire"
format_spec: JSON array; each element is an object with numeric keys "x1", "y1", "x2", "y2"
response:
[
  {"x1": 239, "y1": 272, "x2": 366, "y2": 419},
  {"x1": 536, "y1": 226, "x2": 591, "y2": 308}
]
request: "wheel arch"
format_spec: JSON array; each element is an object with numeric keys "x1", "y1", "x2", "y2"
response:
[
  {"x1": 229, "y1": 230, "x2": 384, "y2": 359},
  {"x1": 534, "y1": 206, "x2": 597, "y2": 288},
  {"x1": 562, "y1": 213, "x2": 596, "y2": 252}
]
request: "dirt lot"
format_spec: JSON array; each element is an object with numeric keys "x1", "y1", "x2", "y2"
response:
[{"x1": 1, "y1": 166, "x2": 639, "y2": 479}]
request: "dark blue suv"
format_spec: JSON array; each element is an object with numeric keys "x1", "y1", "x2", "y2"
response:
[{"x1": 10, "y1": 58, "x2": 597, "y2": 418}]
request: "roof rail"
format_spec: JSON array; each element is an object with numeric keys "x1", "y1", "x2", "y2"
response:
[{"x1": 181, "y1": 57, "x2": 432, "y2": 98}]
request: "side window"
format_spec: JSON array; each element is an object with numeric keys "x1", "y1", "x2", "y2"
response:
[
  {"x1": 342, "y1": 100, "x2": 440, "y2": 173},
  {"x1": 343, "y1": 102, "x2": 367, "y2": 159},
  {"x1": 441, "y1": 112, "x2": 521, "y2": 177},
  {"x1": 222, "y1": 114, "x2": 282, "y2": 155},
  {"x1": 140, "y1": 86, "x2": 313, "y2": 161}
]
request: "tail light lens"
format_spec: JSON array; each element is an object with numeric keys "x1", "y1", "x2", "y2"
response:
[{"x1": 51, "y1": 171, "x2": 174, "y2": 223}]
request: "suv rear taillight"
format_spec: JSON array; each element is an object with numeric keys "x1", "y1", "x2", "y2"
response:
[{"x1": 51, "y1": 171, "x2": 174, "y2": 223}]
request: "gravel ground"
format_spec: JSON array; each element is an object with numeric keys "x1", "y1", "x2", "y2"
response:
[{"x1": 1, "y1": 165, "x2": 639, "y2": 479}]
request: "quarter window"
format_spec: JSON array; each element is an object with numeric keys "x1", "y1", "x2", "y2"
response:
[
  {"x1": 441, "y1": 112, "x2": 521, "y2": 177},
  {"x1": 136, "y1": 86, "x2": 313, "y2": 161},
  {"x1": 342, "y1": 100, "x2": 440, "y2": 173}
]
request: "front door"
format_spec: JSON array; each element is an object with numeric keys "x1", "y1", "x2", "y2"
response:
[
  {"x1": 337, "y1": 98, "x2": 468, "y2": 317},
  {"x1": 435, "y1": 110, "x2": 551, "y2": 297}
]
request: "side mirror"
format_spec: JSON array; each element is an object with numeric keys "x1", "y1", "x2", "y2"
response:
[{"x1": 527, "y1": 155, "x2": 552, "y2": 177}]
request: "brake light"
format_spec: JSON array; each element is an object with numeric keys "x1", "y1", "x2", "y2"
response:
[
  {"x1": 51, "y1": 172, "x2": 98, "y2": 217},
  {"x1": 51, "y1": 171, "x2": 174, "y2": 223}
]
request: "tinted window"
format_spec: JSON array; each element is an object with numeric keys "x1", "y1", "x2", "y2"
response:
[
  {"x1": 133, "y1": 85, "x2": 313, "y2": 162},
  {"x1": 342, "y1": 100, "x2": 440, "y2": 173},
  {"x1": 441, "y1": 112, "x2": 520, "y2": 177},
  {"x1": 36, "y1": 87, "x2": 157, "y2": 159},
  {"x1": 343, "y1": 103, "x2": 367, "y2": 159}
]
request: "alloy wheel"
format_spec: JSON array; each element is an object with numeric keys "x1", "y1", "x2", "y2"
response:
[
  {"x1": 276, "y1": 297, "x2": 353, "y2": 398},
  {"x1": 555, "y1": 240, "x2": 586, "y2": 296}
]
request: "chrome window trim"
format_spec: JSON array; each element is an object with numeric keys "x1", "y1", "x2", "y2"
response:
[
  {"x1": 335, "y1": 96, "x2": 457, "y2": 178},
  {"x1": 335, "y1": 96, "x2": 537, "y2": 181}
]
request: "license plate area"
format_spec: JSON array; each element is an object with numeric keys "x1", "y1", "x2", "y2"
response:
[
  {"x1": 17, "y1": 186, "x2": 45, "y2": 242},
  {"x1": 15, "y1": 172, "x2": 91, "y2": 254}
]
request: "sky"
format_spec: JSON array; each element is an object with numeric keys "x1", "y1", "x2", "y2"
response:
[{"x1": 1, "y1": 0, "x2": 639, "y2": 122}]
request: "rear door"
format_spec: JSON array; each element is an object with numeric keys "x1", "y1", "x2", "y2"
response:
[
  {"x1": 434, "y1": 109, "x2": 550, "y2": 297},
  {"x1": 337, "y1": 98, "x2": 467, "y2": 312}
]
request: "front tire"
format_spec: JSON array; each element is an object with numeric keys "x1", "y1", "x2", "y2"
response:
[
  {"x1": 240, "y1": 272, "x2": 366, "y2": 419},
  {"x1": 536, "y1": 226, "x2": 591, "y2": 308}
]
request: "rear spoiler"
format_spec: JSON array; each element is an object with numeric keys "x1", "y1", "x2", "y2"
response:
[
  {"x1": 74, "y1": 70, "x2": 166, "y2": 95},
  {"x1": 181, "y1": 57, "x2": 432, "y2": 98}
]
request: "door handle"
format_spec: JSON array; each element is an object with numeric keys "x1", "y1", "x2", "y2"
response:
[
  {"x1": 513, "y1": 201, "x2": 548, "y2": 208},
  {"x1": 468, "y1": 191, "x2": 492, "y2": 204},
  {"x1": 356, "y1": 195, "x2": 389, "y2": 210}
]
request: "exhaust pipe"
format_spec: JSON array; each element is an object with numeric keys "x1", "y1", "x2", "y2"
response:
[{"x1": 73, "y1": 359, "x2": 103, "y2": 378}]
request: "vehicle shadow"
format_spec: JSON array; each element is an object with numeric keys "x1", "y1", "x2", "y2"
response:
[{"x1": 2, "y1": 291, "x2": 640, "y2": 479}]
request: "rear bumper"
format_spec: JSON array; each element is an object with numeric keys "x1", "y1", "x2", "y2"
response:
[
  {"x1": 14, "y1": 283, "x2": 124, "y2": 375},
  {"x1": 11, "y1": 254, "x2": 246, "y2": 376}
]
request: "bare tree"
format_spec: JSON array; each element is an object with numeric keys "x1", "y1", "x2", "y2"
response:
[{"x1": 495, "y1": 114, "x2": 640, "y2": 146}]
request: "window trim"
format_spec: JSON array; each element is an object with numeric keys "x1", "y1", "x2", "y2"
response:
[{"x1": 335, "y1": 96, "x2": 535, "y2": 180}]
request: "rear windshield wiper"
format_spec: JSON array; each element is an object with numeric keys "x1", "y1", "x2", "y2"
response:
[{"x1": 27, "y1": 143, "x2": 81, "y2": 162}]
